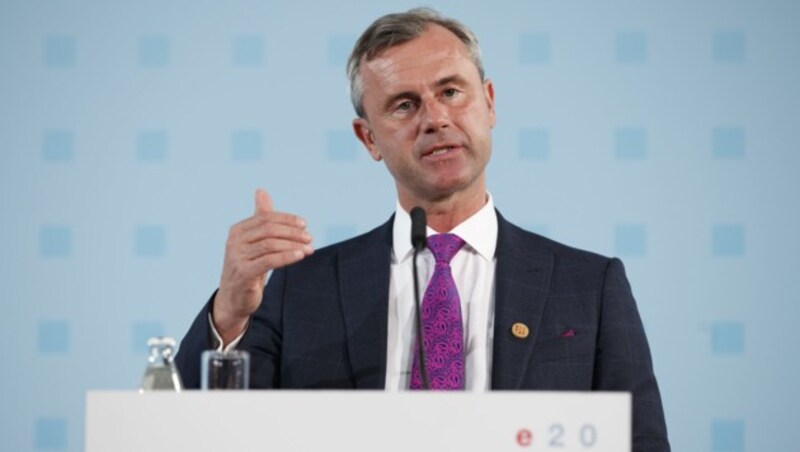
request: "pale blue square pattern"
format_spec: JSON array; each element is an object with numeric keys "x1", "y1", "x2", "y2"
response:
[
  {"x1": 135, "y1": 225, "x2": 166, "y2": 257},
  {"x1": 137, "y1": 130, "x2": 167, "y2": 162},
  {"x1": 615, "y1": 31, "x2": 647, "y2": 64},
  {"x1": 44, "y1": 35, "x2": 75, "y2": 67},
  {"x1": 615, "y1": 224, "x2": 646, "y2": 257},
  {"x1": 713, "y1": 127, "x2": 745, "y2": 159},
  {"x1": 713, "y1": 30, "x2": 746, "y2": 63},
  {"x1": 38, "y1": 320, "x2": 70, "y2": 354},
  {"x1": 519, "y1": 128, "x2": 550, "y2": 160},
  {"x1": 712, "y1": 224, "x2": 745, "y2": 257},
  {"x1": 328, "y1": 34, "x2": 356, "y2": 66},
  {"x1": 711, "y1": 419, "x2": 744, "y2": 451},
  {"x1": 39, "y1": 225, "x2": 72, "y2": 258},
  {"x1": 35, "y1": 417, "x2": 67, "y2": 449},
  {"x1": 233, "y1": 35, "x2": 264, "y2": 67},
  {"x1": 712, "y1": 322, "x2": 744, "y2": 355},
  {"x1": 327, "y1": 129, "x2": 358, "y2": 161},
  {"x1": 43, "y1": 130, "x2": 74, "y2": 161},
  {"x1": 615, "y1": 127, "x2": 647, "y2": 159},
  {"x1": 519, "y1": 33, "x2": 550, "y2": 64},
  {"x1": 139, "y1": 36, "x2": 170, "y2": 67},
  {"x1": 132, "y1": 321, "x2": 165, "y2": 353},
  {"x1": 326, "y1": 225, "x2": 356, "y2": 246},
  {"x1": 231, "y1": 130, "x2": 262, "y2": 161}
]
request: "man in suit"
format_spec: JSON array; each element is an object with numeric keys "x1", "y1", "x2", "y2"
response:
[{"x1": 176, "y1": 7, "x2": 669, "y2": 450}]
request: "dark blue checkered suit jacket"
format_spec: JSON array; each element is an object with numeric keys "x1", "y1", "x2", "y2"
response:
[{"x1": 177, "y1": 211, "x2": 670, "y2": 451}]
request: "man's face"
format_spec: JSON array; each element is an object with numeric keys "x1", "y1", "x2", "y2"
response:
[{"x1": 353, "y1": 24, "x2": 496, "y2": 206}]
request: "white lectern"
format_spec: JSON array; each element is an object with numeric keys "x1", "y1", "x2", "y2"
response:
[{"x1": 86, "y1": 391, "x2": 630, "y2": 451}]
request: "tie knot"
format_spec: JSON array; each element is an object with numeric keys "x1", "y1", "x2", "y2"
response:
[{"x1": 427, "y1": 233, "x2": 465, "y2": 264}]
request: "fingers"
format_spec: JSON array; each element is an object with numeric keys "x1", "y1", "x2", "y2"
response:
[
  {"x1": 234, "y1": 210, "x2": 306, "y2": 233},
  {"x1": 240, "y1": 237, "x2": 314, "y2": 260},
  {"x1": 245, "y1": 248, "x2": 309, "y2": 274},
  {"x1": 254, "y1": 188, "x2": 273, "y2": 214},
  {"x1": 227, "y1": 246, "x2": 311, "y2": 286},
  {"x1": 240, "y1": 221, "x2": 312, "y2": 245},
  {"x1": 226, "y1": 191, "x2": 314, "y2": 272}
]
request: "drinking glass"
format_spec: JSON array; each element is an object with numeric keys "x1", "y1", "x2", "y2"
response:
[{"x1": 201, "y1": 350, "x2": 250, "y2": 390}]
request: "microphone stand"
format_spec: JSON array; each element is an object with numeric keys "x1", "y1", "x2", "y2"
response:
[{"x1": 410, "y1": 207, "x2": 430, "y2": 390}]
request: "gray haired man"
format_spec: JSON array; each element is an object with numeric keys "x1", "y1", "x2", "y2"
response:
[{"x1": 177, "y1": 8, "x2": 670, "y2": 451}]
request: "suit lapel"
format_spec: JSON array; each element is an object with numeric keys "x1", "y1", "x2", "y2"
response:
[
  {"x1": 491, "y1": 212, "x2": 554, "y2": 389},
  {"x1": 338, "y1": 217, "x2": 394, "y2": 389}
]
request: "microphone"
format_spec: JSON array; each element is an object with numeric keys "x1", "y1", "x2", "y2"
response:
[
  {"x1": 409, "y1": 207, "x2": 430, "y2": 389},
  {"x1": 410, "y1": 207, "x2": 427, "y2": 252}
]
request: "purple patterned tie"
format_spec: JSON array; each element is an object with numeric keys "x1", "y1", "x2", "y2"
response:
[{"x1": 410, "y1": 233, "x2": 466, "y2": 390}]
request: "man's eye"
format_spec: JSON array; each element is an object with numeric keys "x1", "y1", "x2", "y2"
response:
[
  {"x1": 392, "y1": 100, "x2": 416, "y2": 115},
  {"x1": 443, "y1": 88, "x2": 459, "y2": 98}
]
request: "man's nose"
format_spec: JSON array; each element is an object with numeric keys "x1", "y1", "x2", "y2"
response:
[{"x1": 421, "y1": 99, "x2": 450, "y2": 133}]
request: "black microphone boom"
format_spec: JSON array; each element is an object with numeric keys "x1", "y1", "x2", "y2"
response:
[
  {"x1": 410, "y1": 207, "x2": 427, "y2": 251},
  {"x1": 409, "y1": 207, "x2": 430, "y2": 389}
]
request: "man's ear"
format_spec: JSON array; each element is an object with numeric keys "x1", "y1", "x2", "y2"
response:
[
  {"x1": 353, "y1": 118, "x2": 382, "y2": 161},
  {"x1": 483, "y1": 79, "x2": 496, "y2": 128}
]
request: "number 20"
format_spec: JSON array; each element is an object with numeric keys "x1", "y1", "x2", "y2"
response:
[{"x1": 547, "y1": 424, "x2": 597, "y2": 448}]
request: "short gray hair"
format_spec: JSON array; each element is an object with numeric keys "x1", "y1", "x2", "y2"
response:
[{"x1": 346, "y1": 7, "x2": 485, "y2": 119}]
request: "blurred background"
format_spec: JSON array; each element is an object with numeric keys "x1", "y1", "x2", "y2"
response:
[{"x1": 1, "y1": 0, "x2": 798, "y2": 450}]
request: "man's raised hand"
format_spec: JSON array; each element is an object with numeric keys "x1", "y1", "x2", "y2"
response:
[{"x1": 212, "y1": 189, "x2": 313, "y2": 344}]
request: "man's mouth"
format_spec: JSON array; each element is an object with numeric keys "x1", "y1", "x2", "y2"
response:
[
  {"x1": 423, "y1": 145, "x2": 461, "y2": 158},
  {"x1": 430, "y1": 146, "x2": 455, "y2": 156}
]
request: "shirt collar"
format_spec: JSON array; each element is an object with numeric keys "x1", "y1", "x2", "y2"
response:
[{"x1": 392, "y1": 193, "x2": 498, "y2": 264}]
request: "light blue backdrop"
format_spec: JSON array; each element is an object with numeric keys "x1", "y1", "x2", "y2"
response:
[{"x1": 1, "y1": 0, "x2": 798, "y2": 450}]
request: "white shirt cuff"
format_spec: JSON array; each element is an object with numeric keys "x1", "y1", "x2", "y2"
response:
[{"x1": 208, "y1": 313, "x2": 246, "y2": 352}]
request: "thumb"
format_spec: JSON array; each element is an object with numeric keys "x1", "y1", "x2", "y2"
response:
[{"x1": 254, "y1": 188, "x2": 273, "y2": 214}]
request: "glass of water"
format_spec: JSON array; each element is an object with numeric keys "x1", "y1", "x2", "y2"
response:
[{"x1": 201, "y1": 350, "x2": 250, "y2": 390}]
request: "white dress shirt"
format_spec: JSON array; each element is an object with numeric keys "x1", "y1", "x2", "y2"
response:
[
  {"x1": 386, "y1": 195, "x2": 497, "y2": 391},
  {"x1": 212, "y1": 195, "x2": 498, "y2": 391}
]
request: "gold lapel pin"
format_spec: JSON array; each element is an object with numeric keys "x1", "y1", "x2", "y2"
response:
[{"x1": 511, "y1": 322, "x2": 529, "y2": 339}]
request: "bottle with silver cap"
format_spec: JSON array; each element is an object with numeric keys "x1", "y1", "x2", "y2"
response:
[{"x1": 139, "y1": 336, "x2": 183, "y2": 392}]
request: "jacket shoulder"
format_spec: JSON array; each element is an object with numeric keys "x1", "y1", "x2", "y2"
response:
[
  {"x1": 497, "y1": 213, "x2": 618, "y2": 292},
  {"x1": 498, "y1": 213, "x2": 611, "y2": 264}
]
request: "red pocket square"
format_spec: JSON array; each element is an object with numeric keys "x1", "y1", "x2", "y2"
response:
[{"x1": 560, "y1": 329, "x2": 576, "y2": 337}]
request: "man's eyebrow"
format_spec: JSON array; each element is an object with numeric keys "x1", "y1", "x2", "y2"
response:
[{"x1": 435, "y1": 75, "x2": 467, "y2": 86}]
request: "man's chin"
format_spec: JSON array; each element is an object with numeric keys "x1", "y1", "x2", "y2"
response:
[{"x1": 415, "y1": 178, "x2": 482, "y2": 203}]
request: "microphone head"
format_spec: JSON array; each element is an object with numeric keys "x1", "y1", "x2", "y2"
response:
[{"x1": 410, "y1": 207, "x2": 427, "y2": 251}]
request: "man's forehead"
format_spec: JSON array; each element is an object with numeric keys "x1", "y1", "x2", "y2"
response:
[
  {"x1": 359, "y1": 25, "x2": 474, "y2": 88},
  {"x1": 366, "y1": 47, "x2": 465, "y2": 80}
]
